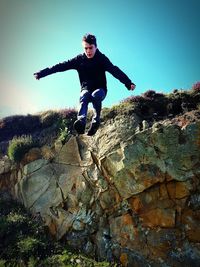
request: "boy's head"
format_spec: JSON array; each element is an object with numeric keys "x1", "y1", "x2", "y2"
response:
[
  {"x1": 82, "y1": 33, "x2": 97, "y2": 58},
  {"x1": 82, "y1": 33, "x2": 97, "y2": 47}
]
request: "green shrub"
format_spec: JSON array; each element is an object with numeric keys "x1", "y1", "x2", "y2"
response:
[
  {"x1": 0, "y1": 260, "x2": 6, "y2": 267},
  {"x1": 42, "y1": 250, "x2": 115, "y2": 267},
  {"x1": 0, "y1": 198, "x2": 59, "y2": 264},
  {"x1": 17, "y1": 236, "x2": 45, "y2": 261},
  {"x1": 8, "y1": 135, "x2": 36, "y2": 162},
  {"x1": 0, "y1": 198, "x2": 117, "y2": 266},
  {"x1": 57, "y1": 118, "x2": 70, "y2": 144},
  {"x1": 58, "y1": 108, "x2": 77, "y2": 134}
]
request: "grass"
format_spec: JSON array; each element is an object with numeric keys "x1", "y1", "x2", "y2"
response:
[
  {"x1": 0, "y1": 109, "x2": 77, "y2": 143},
  {"x1": 8, "y1": 135, "x2": 37, "y2": 162},
  {"x1": 1, "y1": 108, "x2": 77, "y2": 160},
  {"x1": 110, "y1": 83, "x2": 200, "y2": 121}
]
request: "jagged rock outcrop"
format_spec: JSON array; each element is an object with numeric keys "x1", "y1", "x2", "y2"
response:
[{"x1": 1, "y1": 111, "x2": 200, "y2": 266}]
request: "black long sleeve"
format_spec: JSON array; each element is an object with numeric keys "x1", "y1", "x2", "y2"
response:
[
  {"x1": 103, "y1": 55, "x2": 133, "y2": 89},
  {"x1": 36, "y1": 56, "x2": 79, "y2": 79},
  {"x1": 35, "y1": 50, "x2": 134, "y2": 91}
]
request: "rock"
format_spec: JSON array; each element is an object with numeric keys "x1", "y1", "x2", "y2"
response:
[
  {"x1": 181, "y1": 209, "x2": 200, "y2": 242},
  {"x1": 146, "y1": 228, "x2": 182, "y2": 261},
  {"x1": 54, "y1": 136, "x2": 82, "y2": 165},
  {"x1": 47, "y1": 208, "x2": 75, "y2": 239},
  {"x1": 167, "y1": 180, "x2": 193, "y2": 199},
  {"x1": 41, "y1": 145, "x2": 55, "y2": 160},
  {"x1": 23, "y1": 159, "x2": 48, "y2": 175},
  {"x1": 17, "y1": 162, "x2": 63, "y2": 212},
  {"x1": 118, "y1": 248, "x2": 151, "y2": 267},
  {"x1": 0, "y1": 156, "x2": 12, "y2": 174},
  {"x1": 168, "y1": 242, "x2": 200, "y2": 267},
  {"x1": 140, "y1": 208, "x2": 176, "y2": 228},
  {"x1": 0, "y1": 167, "x2": 17, "y2": 196},
  {"x1": 188, "y1": 193, "x2": 200, "y2": 210},
  {"x1": 22, "y1": 147, "x2": 42, "y2": 164},
  {"x1": 1, "y1": 111, "x2": 200, "y2": 266},
  {"x1": 95, "y1": 228, "x2": 113, "y2": 261},
  {"x1": 99, "y1": 186, "x2": 120, "y2": 211},
  {"x1": 110, "y1": 214, "x2": 139, "y2": 249}
]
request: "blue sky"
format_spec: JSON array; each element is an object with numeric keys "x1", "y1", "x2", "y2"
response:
[{"x1": 0, "y1": 0, "x2": 199, "y2": 118}]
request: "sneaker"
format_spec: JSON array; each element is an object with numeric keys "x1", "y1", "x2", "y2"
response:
[
  {"x1": 87, "y1": 121, "x2": 100, "y2": 136},
  {"x1": 73, "y1": 120, "x2": 85, "y2": 134}
]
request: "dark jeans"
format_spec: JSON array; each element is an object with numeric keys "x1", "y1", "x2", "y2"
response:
[{"x1": 77, "y1": 88, "x2": 106, "y2": 124}]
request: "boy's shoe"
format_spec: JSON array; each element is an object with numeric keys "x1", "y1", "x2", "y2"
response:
[
  {"x1": 87, "y1": 121, "x2": 100, "y2": 136},
  {"x1": 73, "y1": 120, "x2": 86, "y2": 134}
]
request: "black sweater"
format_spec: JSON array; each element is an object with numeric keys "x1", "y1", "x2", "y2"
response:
[{"x1": 37, "y1": 49, "x2": 134, "y2": 93}]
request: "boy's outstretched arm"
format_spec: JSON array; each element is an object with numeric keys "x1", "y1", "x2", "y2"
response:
[
  {"x1": 103, "y1": 56, "x2": 136, "y2": 91},
  {"x1": 33, "y1": 56, "x2": 79, "y2": 80},
  {"x1": 33, "y1": 67, "x2": 55, "y2": 80}
]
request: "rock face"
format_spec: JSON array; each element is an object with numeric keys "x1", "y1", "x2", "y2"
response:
[{"x1": 1, "y1": 112, "x2": 200, "y2": 266}]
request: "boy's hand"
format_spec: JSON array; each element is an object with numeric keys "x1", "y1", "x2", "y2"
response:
[
  {"x1": 129, "y1": 83, "x2": 136, "y2": 90},
  {"x1": 34, "y1": 72, "x2": 40, "y2": 80}
]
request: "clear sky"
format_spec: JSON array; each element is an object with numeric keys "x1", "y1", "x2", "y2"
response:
[{"x1": 0, "y1": 0, "x2": 199, "y2": 118}]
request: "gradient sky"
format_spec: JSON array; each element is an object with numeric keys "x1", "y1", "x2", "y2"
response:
[{"x1": 0, "y1": 0, "x2": 199, "y2": 118}]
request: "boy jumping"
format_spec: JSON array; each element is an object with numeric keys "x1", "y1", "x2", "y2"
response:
[{"x1": 34, "y1": 33, "x2": 136, "y2": 135}]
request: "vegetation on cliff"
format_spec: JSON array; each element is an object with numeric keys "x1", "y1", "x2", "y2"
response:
[
  {"x1": 1, "y1": 82, "x2": 199, "y2": 147},
  {"x1": 0, "y1": 196, "x2": 117, "y2": 266},
  {"x1": 102, "y1": 81, "x2": 200, "y2": 121},
  {"x1": 1, "y1": 82, "x2": 199, "y2": 162},
  {"x1": 2, "y1": 82, "x2": 200, "y2": 162}
]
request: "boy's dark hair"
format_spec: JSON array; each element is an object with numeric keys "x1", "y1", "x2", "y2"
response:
[{"x1": 82, "y1": 33, "x2": 97, "y2": 47}]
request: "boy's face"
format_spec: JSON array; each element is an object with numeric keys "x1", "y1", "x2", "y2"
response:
[{"x1": 82, "y1": 41, "x2": 97, "y2": 58}]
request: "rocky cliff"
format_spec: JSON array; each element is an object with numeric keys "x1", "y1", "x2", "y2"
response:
[
  {"x1": 1, "y1": 84, "x2": 200, "y2": 266},
  {"x1": 1, "y1": 107, "x2": 200, "y2": 266}
]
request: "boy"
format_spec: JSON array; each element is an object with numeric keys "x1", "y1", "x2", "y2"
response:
[{"x1": 34, "y1": 34, "x2": 136, "y2": 135}]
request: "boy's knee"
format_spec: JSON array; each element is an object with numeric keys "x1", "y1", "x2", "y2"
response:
[
  {"x1": 91, "y1": 89, "x2": 106, "y2": 101},
  {"x1": 80, "y1": 90, "x2": 91, "y2": 103}
]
